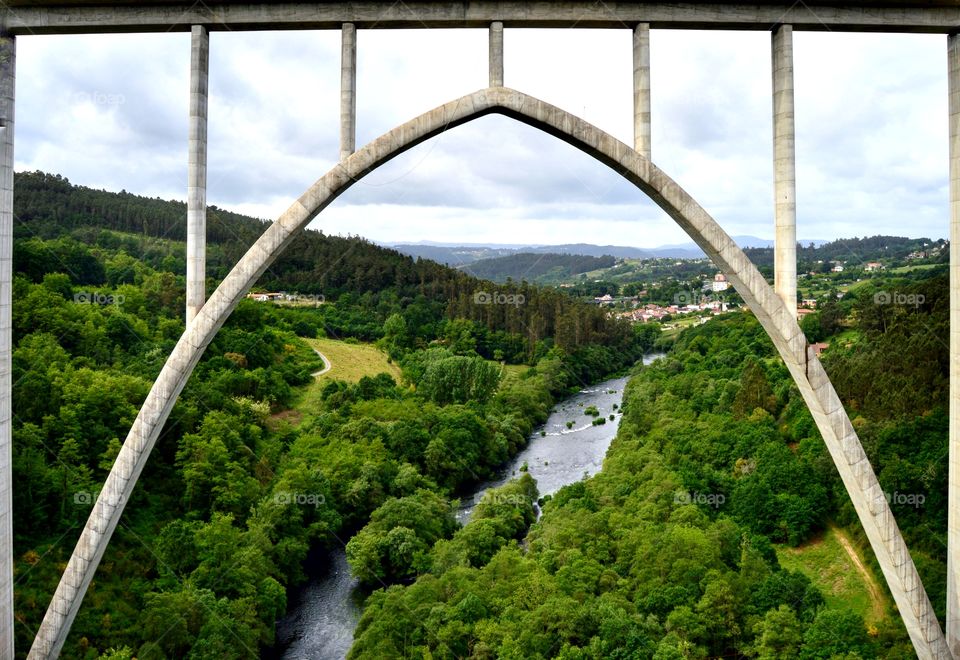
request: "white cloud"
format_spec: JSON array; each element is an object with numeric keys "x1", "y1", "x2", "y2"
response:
[{"x1": 12, "y1": 27, "x2": 950, "y2": 248}]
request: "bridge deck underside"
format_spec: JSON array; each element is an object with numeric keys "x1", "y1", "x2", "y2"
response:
[{"x1": 2, "y1": 2, "x2": 960, "y2": 35}]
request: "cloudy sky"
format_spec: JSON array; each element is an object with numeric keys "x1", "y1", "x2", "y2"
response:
[{"x1": 14, "y1": 26, "x2": 947, "y2": 248}]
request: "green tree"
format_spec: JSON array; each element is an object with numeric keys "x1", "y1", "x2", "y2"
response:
[
  {"x1": 750, "y1": 605, "x2": 802, "y2": 659},
  {"x1": 800, "y1": 610, "x2": 874, "y2": 659},
  {"x1": 732, "y1": 358, "x2": 777, "y2": 418},
  {"x1": 346, "y1": 489, "x2": 458, "y2": 584}
]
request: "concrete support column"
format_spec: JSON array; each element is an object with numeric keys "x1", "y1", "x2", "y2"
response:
[
  {"x1": 633, "y1": 23, "x2": 651, "y2": 159},
  {"x1": 186, "y1": 25, "x2": 208, "y2": 325},
  {"x1": 0, "y1": 32, "x2": 13, "y2": 660},
  {"x1": 489, "y1": 21, "x2": 504, "y2": 87},
  {"x1": 340, "y1": 23, "x2": 356, "y2": 161},
  {"x1": 947, "y1": 31, "x2": 960, "y2": 658},
  {"x1": 772, "y1": 24, "x2": 797, "y2": 319}
]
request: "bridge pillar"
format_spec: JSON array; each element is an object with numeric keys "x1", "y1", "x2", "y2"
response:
[
  {"x1": 186, "y1": 25, "x2": 208, "y2": 325},
  {"x1": 772, "y1": 24, "x2": 797, "y2": 319},
  {"x1": 633, "y1": 23, "x2": 651, "y2": 159},
  {"x1": 948, "y1": 31, "x2": 960, "y2": 658},
  {"x1": 490, "y1": 21, "x2": 504, "y2": 87},
  {"x1": 0, "y1": 31, "x2": 13, "y2": 660},
  {"x1": 340, "y1": 23, "x2": 357, "y2": 161}
]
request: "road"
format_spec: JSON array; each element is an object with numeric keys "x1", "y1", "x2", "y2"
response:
[{"x1": 311, "y1": 348, "x2": 331, "y2": 377}]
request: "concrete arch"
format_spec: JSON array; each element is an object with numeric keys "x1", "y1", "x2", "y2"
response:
[{"x1": 28, "y1": 87, "x2": 950, "y2": 659}]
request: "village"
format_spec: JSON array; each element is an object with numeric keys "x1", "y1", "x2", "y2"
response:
[{"x1": 592, "y1": 273, "x2": 739, "y2": 324}]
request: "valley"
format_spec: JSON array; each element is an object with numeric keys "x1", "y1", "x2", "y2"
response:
[{"x1": 9, "y1": 172, "x2": 949, "y2": 659}]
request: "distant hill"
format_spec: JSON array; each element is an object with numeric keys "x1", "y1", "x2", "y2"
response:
[
  {"x1": 459, "y1": 252, "x2": 616, "y2": 283},
  {"x1": 743, "y1": 235, "x2": 947, "y2": 268},
  {"x1": 390, "y1": 244, "x2": 517, "y2": 266},
  {"x1": 390, "y1": 236, "x2": 830, "y2": 264},
  {"x1": 392, "y1": 242, "x2": 658, "y2": 264}
]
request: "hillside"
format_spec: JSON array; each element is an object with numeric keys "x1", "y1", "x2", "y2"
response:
[
  {"x1": 459, "y1": 252, "x2": 616, "y2": 283},
  {"x1": 390, "y1": 236, "x2": 835, "y2": 265},
  {"x1": 743, "y1": 235, "x2": 947, "y2": 269},
  {"x1": 13, "y1": 170, "x2": 637, "y2": 357},
  {"x1": 11, "y1": 172, "x2": 659, "y2": 658},
  {"x1": 393, "y1": 242, "x2": 659, "y2": 264}
]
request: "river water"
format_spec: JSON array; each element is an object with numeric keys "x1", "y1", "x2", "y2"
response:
[{"x1": 272, "y1": 357, "x2": 660, "y2": 659}]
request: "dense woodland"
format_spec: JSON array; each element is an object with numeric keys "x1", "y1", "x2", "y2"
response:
[
  {"x1": 10, "y1": 173, "x2": 652, "y2": 658},
  {"x1": 744, "y1": 235, "x2": 948, "y2": 270},
  {"x1": 14, "y1": 171, "x2": 634, "y2": 358},
  {"x1": 349, "y1": 269, "x2": 951, "y2": 658},
  {"x1": 459, "y1": 253, "x2": 616, "y2": 283},
  {"x1": 10, "y1": 171, "x2": 952, "y2": 658}
]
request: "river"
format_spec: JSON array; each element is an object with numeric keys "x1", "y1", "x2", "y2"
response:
[{"x1": 271, "y1": 356, "x2": 661, "y2": 659}]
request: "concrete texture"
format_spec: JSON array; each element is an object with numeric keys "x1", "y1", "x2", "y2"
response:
[
  {"x1": 27, "y1": 87, "x2": 951, "y2": 659},
  {"x1": 339, "y1": 23, "x2": 356, "y2": 162},
  {"x1": 948, "y1": 31, "x2": 960, "y2": 658},
  {"x1": 0, "y1": 33, "x2": 13, "y2": 660},
  {"x1": 186, "y1": 25, "x2": 208, "y2": 325},
  {"x1": 772, "y1": 24, "x2": 797, "y2": 319},
  {"x1": 489, "y1": 21, "x2": 503, "y2": 88},
  {"x1": 633, "y1": 23, "x2": 651, "y2": 159},
  {"x1": 6, "y1": 2, "x2": 960, "y2": 34}
]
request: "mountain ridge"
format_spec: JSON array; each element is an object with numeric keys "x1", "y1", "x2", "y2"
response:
[{"x1": 390, "y1": 236, "x2": 830, "y2": 264}]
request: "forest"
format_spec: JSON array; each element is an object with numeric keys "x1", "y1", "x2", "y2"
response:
[
  {"x1": 743, "y1": 235, "x2": 947, "y2": 270},
  {"x1": 10, "y1": 173, "x2": 652, "y2": 658},
  {"x1": 11, "y1": 171, "x2": 952, "y2": 658},
  {"x1": 348, "y1": 268, "x2": 951, "y2": 658},
  {"x1": 459, "y1": 253, "x2": 616, "y2": 284}
]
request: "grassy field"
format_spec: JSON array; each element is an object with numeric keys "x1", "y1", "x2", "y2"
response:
[
  {"x1": 306, "y1": 337, "x2": 402, "y2": 384},
  {"x1": 272, "y1": 339, "x2": 529, "y2": 428},
  {"x1": 498, "y1": 362, "x2": 529, "y2": 388},
  {"x1": 270, "y1": 338, "x2": 402, "y2": 428},
  {"x1": 776, "y1": 525, "x2": 888, "y2": 626},
  {"x1": 889, "y1": 263, "x2": 942, "y2": 274}
]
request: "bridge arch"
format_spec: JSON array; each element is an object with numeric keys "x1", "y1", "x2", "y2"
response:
[{"x1": 28, "y1": 87, "x2": 950, "y2": 659}]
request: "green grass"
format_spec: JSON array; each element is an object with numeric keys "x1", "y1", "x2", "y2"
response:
[
  {"x1": 272, "y1": 338, "x2": 403, "y2": 429},
  {"x1": 889, "y1": 263, "x2": 941, "y2": 274},
  {"x1": 776, "y1": 525, "x2": 888, "y2": 626},
  {"x1": 306, "y1": 337, "x2": 402, "y2": 384},
  {"x1": 497, "y1": 363, "x2": 529, "y2": 390}
]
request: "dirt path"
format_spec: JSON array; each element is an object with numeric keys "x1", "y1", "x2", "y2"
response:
[
  {"x1": 311, "y1": 349, "x2": 331, "y2": 377},
  {"x1": 833, "y1": 525, "x2": 886, "y2": 622}
]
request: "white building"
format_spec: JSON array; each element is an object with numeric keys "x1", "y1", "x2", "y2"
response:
[{"x1": 711, "y1": 273, "x2": 730, "y2": 292}]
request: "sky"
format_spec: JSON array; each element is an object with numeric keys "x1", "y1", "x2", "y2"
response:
[{"x1": 13, "y1": 25, "x2": 948, "y2": 248}]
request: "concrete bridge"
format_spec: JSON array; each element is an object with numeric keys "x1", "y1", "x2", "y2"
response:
[{"x1": 1, "y1": 2, "x2": 959, "y2": 658}]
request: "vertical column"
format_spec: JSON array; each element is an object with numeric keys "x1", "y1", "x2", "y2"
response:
[
  {"x1": 340, "y1": 23, "x2": 356, "y2": 161},
  {"x1": 633, "y1": 23, "x2": 651, "y2": 159},
  {"x1": 772, "y1": 24, "x2": 797, "y2": 320},
  {"x1": 489, "y1": 21, "x2": 504, "y2": 87},
  {"x1": 948, "y1": 31, "x2": 960, "y2": 658},
  {"x1": 0, "y1": 31, "x2": 13, "y2": 660},
  {"x1": 186, "y1": 26, "x2": 208, "y2": 325}
]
